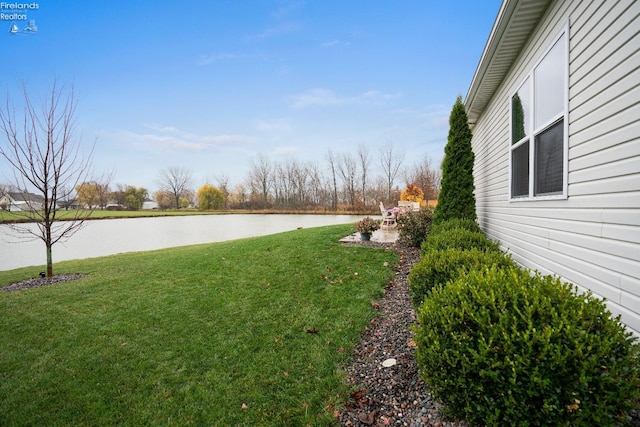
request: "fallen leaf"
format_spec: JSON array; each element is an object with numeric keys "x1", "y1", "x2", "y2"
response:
[
  {"x1": 351, "y1": 389, "x2": 371, "y2": 407},
  {"x1": 358, "y1": 410, "x2": 376, "y2": 425},
  {"x1": 283, "y1": 371, "x2": 289, "y2": 376},
  {"x1": 338, "y1": 347, "x2": 344, "y2": 353},
  {"x1": 274, "y1": 338, "x2": 281, "y2": 343},
  {"x1": 120, "y1": 342, "x2": 127, "y2": 347},
  {"x1": 241, "y1": 403, "x2": 248, "y2": 410},
  {"x1": 407, "y1": 339, "x2": 417, "y2": 347},
  {"x1": 306, "y1": 327, "x2": 318, "y2": 334}
]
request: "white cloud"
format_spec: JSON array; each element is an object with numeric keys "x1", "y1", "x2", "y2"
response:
[
  {"x1": 274, "y1": 146, "x2": 299, "y2": 155},
  {"x1": 246, "y1": 22, "x2": 300, "y2": 41},
  {"x1": 271, "y1": 1, "x2": 304, "y2": 20},
  {"x1": 197, "y1": 52, "x2": 245, "y2": 66},
  {"x1": 286, "y1": 88, "x2": 401, "y2": 109},
  {"x1": 256, "y1": 118, "x2": 292, "y2": 133},
  {"x1": 390, "y1": 105, "x2": 450, "y2": 130},
  {"x1": 118, "y1": 124, "x2": 253, "y2": 152},
  {"x1": 321, "y1": 39, "x2": 350, "y2": 48}
]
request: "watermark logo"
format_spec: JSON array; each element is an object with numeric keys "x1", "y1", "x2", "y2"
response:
[{"x1": 1, "y1": 2, "x2": 39, "y2": 36}]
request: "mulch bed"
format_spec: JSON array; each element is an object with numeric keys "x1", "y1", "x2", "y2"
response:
[{"x1": 1, "y1": 274, "x2": 86, "y2": 292}]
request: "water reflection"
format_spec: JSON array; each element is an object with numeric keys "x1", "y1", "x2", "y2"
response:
[{"x1": 0, "y1": 214, "x2": 362, "y2": 271}]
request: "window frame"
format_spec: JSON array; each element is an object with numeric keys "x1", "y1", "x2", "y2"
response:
[{"x1": 508, "y1": 24, "x2": 569, "y2": 201}]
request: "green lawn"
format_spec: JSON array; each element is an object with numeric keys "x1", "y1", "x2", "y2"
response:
[{"x1": 0, "y1": 224, "x2": 397, "y2": 426}]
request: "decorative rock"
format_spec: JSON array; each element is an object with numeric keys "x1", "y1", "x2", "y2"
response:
[{"x1": 382, "y1": 358, "x2": 397, "y2": 368}]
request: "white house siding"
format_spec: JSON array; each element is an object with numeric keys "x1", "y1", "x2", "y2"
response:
[{"x1": 469, "y1": 0, "x2": 640, "y2": 334}]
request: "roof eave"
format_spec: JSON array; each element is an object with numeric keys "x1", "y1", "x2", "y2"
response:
[{"x1": 464, "y1": 0, "x2": 552, "y2": 127}]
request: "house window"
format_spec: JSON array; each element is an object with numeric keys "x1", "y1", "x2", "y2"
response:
[{"x1": 510, "y1": 30, "x2": 567, "y2": 199}]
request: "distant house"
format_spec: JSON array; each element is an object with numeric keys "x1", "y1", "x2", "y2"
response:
[
  {"x1": 142, "y1": 199, "x2": 159, "y2": 210},
  {"x1": 465, "y1": 0, "x2": 639, "y2": 334},
  {"x1": 0, "y1": 192, "x2": 45, "y2": 212}
]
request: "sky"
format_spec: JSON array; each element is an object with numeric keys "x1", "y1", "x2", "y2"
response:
[{"x1": 1, "y1": 0, "x2": 502, "y2": 193}]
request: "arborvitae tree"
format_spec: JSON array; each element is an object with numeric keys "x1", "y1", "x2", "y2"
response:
[
  {"x1": 511, "y1": 93, "x2": 526, "y2": 142},
  {"x1": 433, "y1": 96, "x2": 477, "y2": 224}
]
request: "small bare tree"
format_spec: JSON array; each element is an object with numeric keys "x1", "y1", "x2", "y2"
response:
[
  {"x1": 246, "y1": 153, "x2": 272, "y2": 208},
  {"x1": 0, "y1": 81, "x2": 96, "y2": 277},
  {"x1": 403, "y1": 154, "x2": 440, "y2": 204},
  {"x1": 380, "y1": 143, "x2": 405, "y2": 204},
  {"x1": 157, "y1": 166, "x2": 193, "y2": 210},
  {"x1": 325, "y1": 149, "x2": 338, "y2": 211},
  {"x1": 357, "y1": 144, "x2": 371, "y2": 207},
  {"x1": 214, "y1": 173, "x2": 230, "y2": 209},
  {"x1": 338, "y1": 152, "x2": 358, "y2": 207}
]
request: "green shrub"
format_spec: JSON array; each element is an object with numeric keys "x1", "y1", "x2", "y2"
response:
[
  {"x1": 421, "y1": 227, "x2": 500, "y2": 255},
  {"x1": 397, "y1": 206, "x2": 434, "y2": 247},
  {"x1": 433, "y1": 96, "x2": 477, "y2": 225},
  {"x1": 408, "y1": 248, "x2": 514, "y2": 307},
  {"x1": 415, "y1": 266, "x2": 640, "y2": 427},
  {"x1": 430, "y1": 218, "x2": 481, "y2": 236}
]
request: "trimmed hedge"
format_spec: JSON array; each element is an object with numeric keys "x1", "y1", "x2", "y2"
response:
[
  {"x1": 429, "y1": 218, "x2": 481, "y2": 236},
  {"x1": 415, "y1": 266, "x2": 640, "y2": 427},
  {"x1": 421, "y1": 227, "x2": 500, "y2": 255},
  {"x1": 396, "y1": 207, "x2": 434, "y2": 247},
  {"x1": 408, "y1": 248, "x2": 515, "y2": 307}
]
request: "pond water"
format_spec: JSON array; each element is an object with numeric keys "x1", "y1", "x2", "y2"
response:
[{"x1": 0, "y1": 214, "x2": 363, "y2": 271}]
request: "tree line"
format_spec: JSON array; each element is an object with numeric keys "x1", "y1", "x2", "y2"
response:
[{"x1": 61, "y1": 145, "x2": 441, "y2": 212}]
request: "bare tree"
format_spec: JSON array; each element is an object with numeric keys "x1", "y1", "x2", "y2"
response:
[
  {"x1": 403, "y1": 154, "x2": 440, "y2": 203},
  {"x1": 337, "y1": 152, "x2": 358, "y2": 207},
  {"x1": 246, "y1": 153, "x2": 272, "y2": 208},
  {"x1": 380, "y1": 143, "x2": 405, "y2": 203},
  {"x1": 157, "y1": 166, "x2": 193, "y2": 210},
  {"x1": 325, "y1": 149, "x2": 338, "y2": 211},
  {"x1": 214, "y1": 173, "x2": 230, "y2": 209},
  {"x1": 228, "y1": 183, "x2": 248, "y2": 208},
  {"x1": 153, "y1": 189, "x2": 174, "y2": 210},
  {"x1": 357, "y1": 144, "x2": 371, "y2": 207},
  {"x1": 0, "y1": 81, "x2": 96, "y2": 277},
  {"x1": 307, "y1": 161, "x2": 325, "y2": 207}
]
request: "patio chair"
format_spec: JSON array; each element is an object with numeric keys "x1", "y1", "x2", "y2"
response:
[{"x1": 379, "y1": 202, "x2": 397, "y2": 228}]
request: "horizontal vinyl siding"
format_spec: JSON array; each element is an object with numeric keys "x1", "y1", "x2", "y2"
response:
[{"x1": 471, "y1": 0, "x2": 640, "y2": 335}]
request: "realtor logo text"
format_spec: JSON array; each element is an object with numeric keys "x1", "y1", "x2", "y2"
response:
[{"x1": 1, "y1": 2, "x2": 38, "y2": 21}]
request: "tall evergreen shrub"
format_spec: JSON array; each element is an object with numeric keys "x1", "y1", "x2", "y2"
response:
[{"x1": 433, "y1": 96, "x2": 477, "y2": 224}]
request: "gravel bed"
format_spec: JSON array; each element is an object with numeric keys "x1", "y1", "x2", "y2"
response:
[
  {"x1": 339, "y1": 240, "x2": 640, "y2": 427},
  {"x1": 1, "y1": 274, "x2": 86, "y2": 292},
  {"x1": 340, "y1": 240, "x2": 468, "y2": 427}
]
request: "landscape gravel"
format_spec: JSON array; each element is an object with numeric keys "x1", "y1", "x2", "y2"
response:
[
  {"x1": 1, "y1": 274, "x2": 86, "y2": 292},
  {"x1": 340, "y1": 239, "x2": 469, "y2": 427}
]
